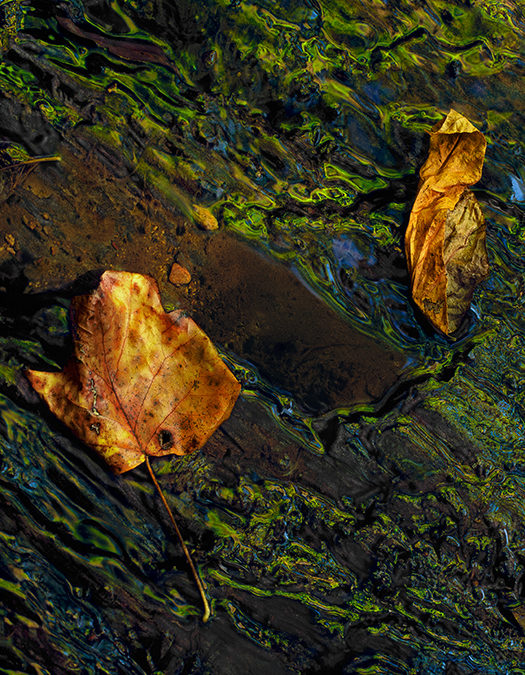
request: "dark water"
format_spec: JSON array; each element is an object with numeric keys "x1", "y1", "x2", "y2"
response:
[{"x1": 0, "y1": 0, "x2": 525, "y2": 672}]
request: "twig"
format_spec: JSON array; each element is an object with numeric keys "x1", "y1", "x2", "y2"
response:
[{"x1": 0, "y1": 155, "x2": 61, "y2": 172}]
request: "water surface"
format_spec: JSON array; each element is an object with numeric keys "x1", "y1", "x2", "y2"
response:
[{"x1": 0, "y1": 0, "x2": 524, "y2": 672}]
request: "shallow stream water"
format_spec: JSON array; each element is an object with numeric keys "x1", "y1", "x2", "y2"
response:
[{"x1": 0, "y1": 0, "x2": 524, "y2": 673}]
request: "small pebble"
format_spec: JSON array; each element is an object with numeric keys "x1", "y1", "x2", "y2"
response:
[
  {"x1": 169, "y1": 262, "x2": 191, "y2": 286},
  {"x1": 22, "y1": 214, "x2": 38, "y2": 230},
  {"x1": 193, "y1": 204, "x2": 218, "y2": 231}
]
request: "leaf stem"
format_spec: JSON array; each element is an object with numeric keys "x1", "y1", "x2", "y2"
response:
[{"x1": 145, "y1": 455, "x2": 210, "y2": 622}]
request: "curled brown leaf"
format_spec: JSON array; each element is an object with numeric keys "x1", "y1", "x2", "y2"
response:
[{"x1": 405, "y1": 109, "x2": 489, "y2": 334}]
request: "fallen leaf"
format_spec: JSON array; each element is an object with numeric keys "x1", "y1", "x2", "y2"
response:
[
  {"x1": 26, "y1": 270, "x2": 240, "y2": 473},
  {"x1": 27, "y1": 270, "x2": 240, "y2": 621},
  {"x1": 405, "y1": 109, "x2": 489, "y2": 334},
  {"x1": 169, "y1": 262, "x2": 192, "y2": 286}
]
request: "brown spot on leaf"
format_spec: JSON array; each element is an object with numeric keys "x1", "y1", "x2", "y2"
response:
[{"x1": 158, "y1": 429, "x2": 173, "y2": 449}]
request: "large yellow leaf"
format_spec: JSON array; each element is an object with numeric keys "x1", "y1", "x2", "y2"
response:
[
  {"x1": 405, "y1": 109, "x2": 490, "y2": 334},
  {"x1": 27, "y1": 270, "x2": 240, "y2": 473}
]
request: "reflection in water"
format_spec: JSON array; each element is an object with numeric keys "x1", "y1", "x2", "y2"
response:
[{"x1": 0, "y1": 0, "x2": 524, "y2": 672}]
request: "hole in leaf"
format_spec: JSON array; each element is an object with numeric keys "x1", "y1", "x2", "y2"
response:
[{"x1": 158, "y1": 429, "x2": 173, "y2": 449}]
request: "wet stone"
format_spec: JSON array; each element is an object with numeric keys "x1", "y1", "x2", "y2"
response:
[
  {"x1": 177, "y1": 232, "x2": 407, "y2": 414},
  {"x1": 168, "y1": 262, "x2": 192, "y2": 286}
]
